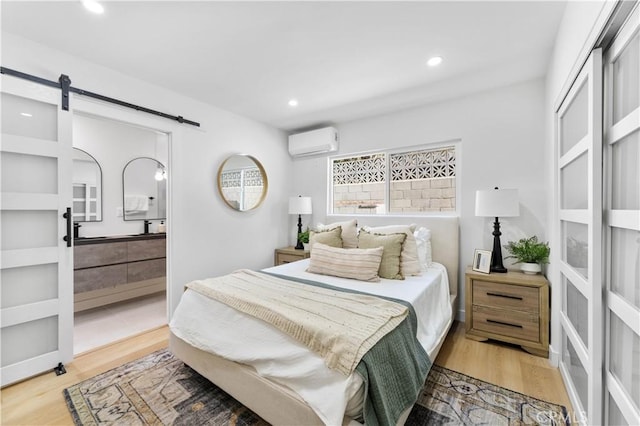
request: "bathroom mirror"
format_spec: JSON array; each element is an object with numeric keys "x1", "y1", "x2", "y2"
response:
[
  {"x1": 72, "y1": 148, "x2": 103, "y2": 222},
  {"x1": 123, "y1": 157, "x2": 167, "y2": 221},
  {"x1": 217, "y1": 154, "x2": 268, "y2": 211}
]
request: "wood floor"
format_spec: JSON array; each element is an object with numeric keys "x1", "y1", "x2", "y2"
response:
[{"x1": 0, "y1": 321, "x2": 573, "y2": 425}]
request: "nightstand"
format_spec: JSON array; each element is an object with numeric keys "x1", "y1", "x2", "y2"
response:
[
  {"x1": 274, "y1": 246, "x2": 310, "y2": 266},
  {"x1": 465, "y1": 267, "x2": 549, "y2": 357}
]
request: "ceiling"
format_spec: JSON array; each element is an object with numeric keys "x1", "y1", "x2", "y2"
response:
[{"x1": 1, "y1": 1, "x2": 567, "y2": 132}]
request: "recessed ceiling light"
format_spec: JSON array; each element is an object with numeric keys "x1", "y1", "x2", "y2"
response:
[
  {"x1": 82, "y1": 0, "x2": 104, "y2": 14},
  {"x1": 288, "y1": 99, "x2": 299, "y2": 107},
  {"x1": 427, "y1": 56, "x2": 443, "y2": 67},
  {"x1": 20, "y1": 112, "x2": 33, "y2": 117}
]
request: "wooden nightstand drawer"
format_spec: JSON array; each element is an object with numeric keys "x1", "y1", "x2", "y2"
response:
[
  {"x1": 278, "y1": 253, "x2": 305, "y2": 264},
  {"x1": 472, "y1": 305, "x2": 540, "y2": 342},
  {"x1": 274, "y1": 246, "x2": 311, "y2": 266},
  {"x1": 473, "y1": 281, "x2": 539, "y2": 313}
]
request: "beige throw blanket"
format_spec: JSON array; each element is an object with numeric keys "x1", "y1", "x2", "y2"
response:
[{"x1": 186, "y1": 269, "x2": 408, "y2": 375}]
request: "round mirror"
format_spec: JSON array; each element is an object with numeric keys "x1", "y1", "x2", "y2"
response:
[
  {"x1": 122, "y1": 157, "x2": 167, "y2": 221},
  {"x1": 217, "y1": 154, "x2": 268, "y2": 211},
  {"x1": 72, "y1": 148, "x2": 103, "y2": 222}
]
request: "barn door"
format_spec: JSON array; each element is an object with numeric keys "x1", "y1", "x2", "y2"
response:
[{"x1": 1, "y1": 75, "x2": 73, "y2": 386}]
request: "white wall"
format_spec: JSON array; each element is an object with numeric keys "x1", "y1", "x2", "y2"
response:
[
  {"x1": 2, "y1": 32, "x2": 292, "y2": 317},
  {"x1": 543, "y1": 1, "x2": 614, "y2": 363},
  {"x1": 292, "y1": 78, "x2": 548, "y2": 319}
]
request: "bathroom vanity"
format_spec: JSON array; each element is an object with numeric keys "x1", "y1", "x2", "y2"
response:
[{"x1": 73, "y1": 233, "x2": 166, "y2": 312}]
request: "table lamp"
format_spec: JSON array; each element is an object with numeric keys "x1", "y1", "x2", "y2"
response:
[
  {"x1": 475, "y1": 187, "x2": 520, "y2": 272},
  {"x1": 289, "y1": 196, "x2": 312, "y2": 250}
]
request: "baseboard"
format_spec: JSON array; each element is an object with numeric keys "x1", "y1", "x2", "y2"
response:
[{"x1": 548, "y1": 343, "x2": 560, "y2": 367}]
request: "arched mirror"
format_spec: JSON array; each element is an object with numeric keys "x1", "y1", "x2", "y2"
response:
[
  {"x1": 123, "y1": 157, "x2": 167, "y2": 221},
  {"x1": 217, "y1": 154, "x2": 268, "y2": 211},
  {"x1": 72, "y1": 148, "x2": 103, "y2": 222}
]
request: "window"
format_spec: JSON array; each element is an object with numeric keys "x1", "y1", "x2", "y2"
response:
[{"x1": 330, "y1": 143, "x2": 458, "y2": 215}]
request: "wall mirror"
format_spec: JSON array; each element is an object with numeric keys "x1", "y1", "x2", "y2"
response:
[
  {"x1": 217, "y1": 154, "x2": 268, "y2": 211},
  {"x1": 123, "y1": 157, "x2": 167, "y2": 221},
  {"x1": 72, "y1": 148, "x2": 103, "y2": 222}
]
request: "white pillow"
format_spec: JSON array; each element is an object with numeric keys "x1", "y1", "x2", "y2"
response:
[
  {"x1": 317, "y1": 219, "x2": 358, "y2": 248},
  {"x1": 361, "y1": 224, "x2": 421, "y2": 276},
  {"x1": 306, "y1": 243, "x2": 383, "y2": 282},
  {"x1": 414, "y1": 227, "x2": 433, "y2": 271}
]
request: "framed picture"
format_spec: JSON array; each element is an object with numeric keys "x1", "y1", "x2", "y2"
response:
[{"x1": 473, "y1": 249, "x2": 492, "y2": 274}]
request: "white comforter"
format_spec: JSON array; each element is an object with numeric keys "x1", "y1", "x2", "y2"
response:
[{"x1": 169, "y1": 260, "x2": 452, "y2": 426}]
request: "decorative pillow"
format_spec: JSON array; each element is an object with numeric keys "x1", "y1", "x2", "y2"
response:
[
  {"x1": 357, "y1": 229, "x2": 406, "y2": 280},
  {"x1": 361, "y1": 224, "x2": 421, "y2": 276},
  {"x1": 309, "y1": 226, "x2": 343, "y2": 249},
  {"x1": 306, "y1": 243, "x2": 383, "y2": 282},
  {"x1": 316, "y1": 219, "x2": 358, "y2": 248},
  {"x1": 414, "y1": 227, "x2": 433, "y2": 270}
]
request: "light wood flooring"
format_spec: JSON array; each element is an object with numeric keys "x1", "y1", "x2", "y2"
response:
[{"x1": 1, "y1": 321, "x2": 573, "y2": 425}]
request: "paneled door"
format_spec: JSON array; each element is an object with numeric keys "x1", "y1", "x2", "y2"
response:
[
  {"x1": 603, "y1": 5, "x2": 640, "y2": 424},
  {"x1": 0, "y1": 75, "x2": 73, "y2": 386},
  {"x1": 555, "y1": 48, "x2": 603, "y2": 423}
]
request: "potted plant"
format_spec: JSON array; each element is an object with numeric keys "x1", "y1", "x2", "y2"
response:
[
  {"x1": 298, "y1": 228, "x2": 310, "y2": 251},
  {"x1": 503, "y1": 236, "x2": 550, "y2": 275}
]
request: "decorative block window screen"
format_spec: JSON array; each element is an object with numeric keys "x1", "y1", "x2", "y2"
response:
[{"x1": 330, "y1": 145, "x2": 457, "y2": 215}]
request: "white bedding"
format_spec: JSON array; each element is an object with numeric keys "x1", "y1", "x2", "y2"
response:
[{"x1": 169, "y1": 260, "x2": 452, "y2": 426}]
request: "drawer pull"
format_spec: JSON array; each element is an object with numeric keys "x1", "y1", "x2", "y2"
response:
[
  {"x1": 486, "y1": 292, "x2": 523, "y2": 301},
  {"x1": 486, "y1": 319, "x2": 523, "y2": 328}
]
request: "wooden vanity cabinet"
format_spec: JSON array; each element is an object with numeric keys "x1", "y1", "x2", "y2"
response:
[{"x1": 74, "y1": 235, "x2": 166, "y2": 312}]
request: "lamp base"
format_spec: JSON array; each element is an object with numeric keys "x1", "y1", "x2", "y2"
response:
[
  {"x1": 490, "y1": 217, "x2": 508, "y2": 273},
  {"x1": 295, "y1": 214, "x2": 304, "y2": 250}
]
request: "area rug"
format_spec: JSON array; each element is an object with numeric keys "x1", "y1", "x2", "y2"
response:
[{"x1": 64, "y1": 349, "x2": 569, "y2": 425}]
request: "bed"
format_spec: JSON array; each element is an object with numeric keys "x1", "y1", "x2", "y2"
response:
[{"x1": 169, "y1": 217, "x2": 459, "y2": 425}]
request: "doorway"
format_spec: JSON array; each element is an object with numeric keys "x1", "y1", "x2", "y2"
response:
[{"x1": 71, "y1": 113, "x2": 169, "y2": 355}]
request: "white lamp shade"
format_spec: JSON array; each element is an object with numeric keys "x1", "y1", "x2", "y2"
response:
[
  {"x1": 475, "y1": 188, "x2": 520, "y2": 217},
  {"x1": 288, "y1": 196, "x2": 312, "y2": 215}
]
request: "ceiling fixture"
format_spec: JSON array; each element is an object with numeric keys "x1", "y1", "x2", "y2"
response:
[
  {"x1": 82, "y1": 0, "x2": 104, "y2": 14},
  {"x1": 288, "y1": 99, "x2": 299, "y2": 107},
  {"x1": 427, "y1": 56, "x2": 443, "y2": 67},
  {"x1": 20, "y1": 112, "x2": 33, "y2": 117}
]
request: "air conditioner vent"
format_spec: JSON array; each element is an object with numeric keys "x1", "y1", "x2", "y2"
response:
[{"x1": 288, "y1": 127, "x2": 338, "y2": 157}]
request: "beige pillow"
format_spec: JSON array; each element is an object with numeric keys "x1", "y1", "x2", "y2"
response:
[
  {"x1": 306, "y1": 243, "x2": 383, "y2": 282},
  {"x1": 362, "y1": 224, "x2": 421, "y2": 276},
  {"x1": 316, "y1": 219, "x2": 358, "y2": 248},
  {"x1": 358, "y1": 229, "x2": 406, "y2": 280},
  {"x1": 309, "y1": 226, "x2": 343, "y2": 249}
]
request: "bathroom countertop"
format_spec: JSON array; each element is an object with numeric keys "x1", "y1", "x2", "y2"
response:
[{"x1": 74, "y1": 233, "x2": 166, "y2": 246}]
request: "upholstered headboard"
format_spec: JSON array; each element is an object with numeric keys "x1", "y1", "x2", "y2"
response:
[{"x1": 419, "y1": 216, "x2": 459, "y2": 300}]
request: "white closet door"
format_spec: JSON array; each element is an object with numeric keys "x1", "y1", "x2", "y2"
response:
[
  {"x1": 0, "y1": 75, "x2": 73, "y2": 386},
  {"x1": 604, "y1": 5, "x2": 640, "y2": 425},
  {"x1": 556, "y1": 48, "x2": 603, "y2": 423}
]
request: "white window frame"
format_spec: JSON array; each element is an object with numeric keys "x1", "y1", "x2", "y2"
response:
[{"x1": 327, "y1": 139, "x2": 461, "y2": 217}]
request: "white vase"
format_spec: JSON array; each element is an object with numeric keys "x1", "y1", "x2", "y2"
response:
[
  {"x1": 303, "y1": 243, "x2": 310, "y2": 251},
  {"x1": 520, "y1": 263, "x2": 541, "y2": 275}
]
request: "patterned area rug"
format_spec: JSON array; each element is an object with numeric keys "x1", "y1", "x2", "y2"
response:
[{"x1": 64, "y1": 349, "x2": 569, "y2": 425}]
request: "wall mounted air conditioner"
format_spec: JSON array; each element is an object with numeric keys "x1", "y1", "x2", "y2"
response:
[{"x1": 288, "y1": 127, "x2": 338, "y2": 157}]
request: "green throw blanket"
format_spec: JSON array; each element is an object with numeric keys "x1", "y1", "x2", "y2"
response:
[{"x1": 266, "y1": 272, "x2": 432, "y2": 426}]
